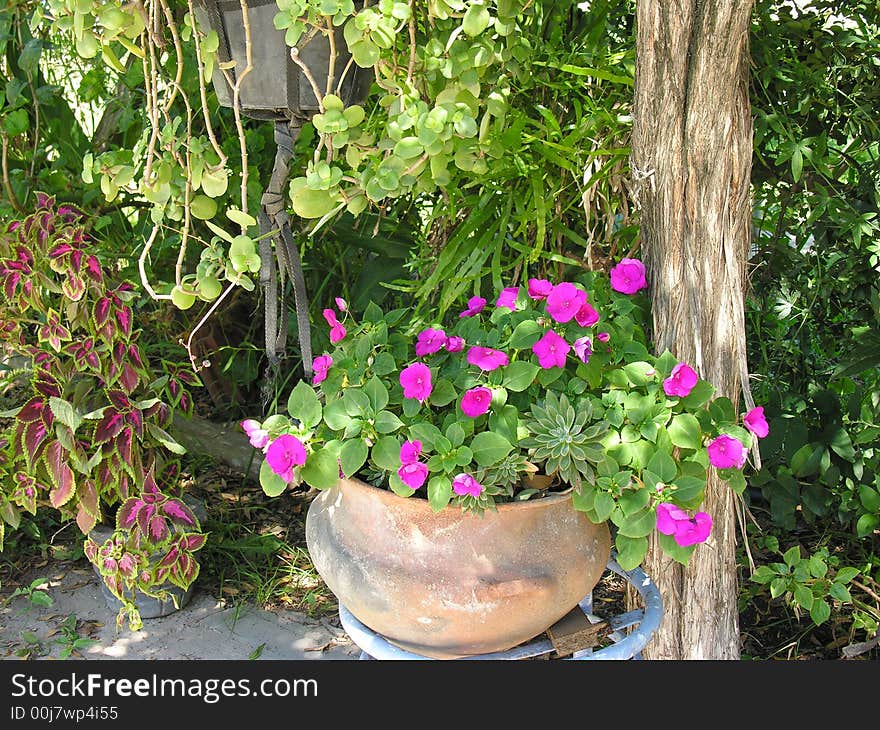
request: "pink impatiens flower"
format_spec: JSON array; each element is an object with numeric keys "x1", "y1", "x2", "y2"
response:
[
  {"x1": 496, "y1": 287, "x2": 519, "y2": 311},
  {"x1": 241, "y1": 419, "x2": 270, "y2": 451},
  {"x1": 415, "y1": 328, "x2": 447, "y2": 357},
  {"x1": 400, "y1": 440, "x2": 423, "y2": 464},
  {"x1": 398, "y1": 462, "x2": 428, "y2": 489},
  {"x1": 743, "y1": 407, "x2": 769, "y2": 439},
  {"x1": 527, "y1": 278, "x2": 554, "y2": 300},
  {"x1": 323, "y1": 308, "x2": 347, "y2": 343},
  {"x1": 532, "y1": 330, "x2": 570, "y2": 369},
  {"x1": 265, "y1": 434, "x2": 307, "y2": 483},
  {"x1": 459, "y1": 296, "x2": 487, "y2": 318},
  {"x1": 575, "y1": 301, "x2": 600, "y2": 328},
  {"x1": 467, "y1": 346, "x2": 509, "y2": 371},
  {"x1": 460, "y1": 387, "x2": 492, "y2": 418},
  {"x1": 452, "y1": 473, "x2": 484, "y2": 498},
  {"x1": 656, "y1": 502, "x2": 713, "y2": 547},
  {"x1": 545, "y1": 282, "x2": 587, "y2": 324},
  {"x1": 609, "y1": 258, "x2": 648, "y2": 295},
  {"x1": 400, "y1": 363, "x2": 433, "y2": 402},
  {"x1": 573, "y1": 336, "x2": 592, "y2": 364},
  {"x1": 663, "y1": 362, "x2": 698, "y2": 398},
  {"x1": 398, "y1": 441, "x2": 427, "y2": 489},
  {"x1": 445, "y1": 336, "x2": 465, "y2": 353},
  {"x1": 312, "y1": 355, "x2": 333, "y2": 385},
  {"x1": 334, "y1": 297, "x2": 348, "y2": 312},
  {"x1": 707, "y1": 434, "x2": 747, "y2": 469},
  {"x1": 597, "y1": 331, "x2": 610, "y2": 343}
]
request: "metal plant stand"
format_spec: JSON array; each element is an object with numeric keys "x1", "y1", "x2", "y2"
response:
[{"x1": 339, "y1": 556, "x2": 663, "y2": 660}]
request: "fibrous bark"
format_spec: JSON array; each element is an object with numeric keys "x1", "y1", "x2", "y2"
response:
[{"x1": 630, "y1": 0, "x2": 756, "y2": 659}]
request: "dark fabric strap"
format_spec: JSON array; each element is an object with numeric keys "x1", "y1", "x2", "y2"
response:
[{"x1": 259, "y1": 121, "x2": 312, "y2": 389}]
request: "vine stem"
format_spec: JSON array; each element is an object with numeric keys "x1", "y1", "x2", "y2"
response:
[
  {"x1": 138, "y1": 224, "x2": 172, "y2": 301},
  {"x1": 182, "y1": 273, "x2": 243, "y2": 373},
  {"x1": 185, "y1": 0, "x2": 227, "y2": 165}
]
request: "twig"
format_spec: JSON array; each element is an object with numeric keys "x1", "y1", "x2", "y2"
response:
[
  {"x1": 407, "y1": 2, "x2": 417, "y2": 85},
  {"x1": 232, "y1": 0, "x2": 255, "y2": 225},
  {"x1": 852, "y1": 579, "x2": 880, "y2": 606},
  {"x1": 324, "y1": 17, "x2": 337, "y2": 96},
  {"x1": 1, "y1": 133, "x2": 24, "y2": 213},
  {"x1": 290, "y1": 47, "x2": 325, "y2": 114},
  {"x1": 185, "y1": 0, "x2": 227, "y2": 165},
  {"x1": 158, "y1": 0, "x2": 184, "y2": 112}
]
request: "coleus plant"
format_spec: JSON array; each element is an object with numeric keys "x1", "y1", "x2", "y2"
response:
[
  {"x1": 84, "y1": 467, "x2": 206, "y2": 631},
  {"x1": 0, "y1": 193, "x2": 204, "y2": 627}
]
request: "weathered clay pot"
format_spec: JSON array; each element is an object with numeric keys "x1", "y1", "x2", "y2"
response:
[{"x1": 305, "y1": 477, "x2": 611, "y2": 659}]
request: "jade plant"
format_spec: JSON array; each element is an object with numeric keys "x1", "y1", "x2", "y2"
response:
[
  {"x1": 0, "y1": 194, "x2": 204, "y2": 630},
  {"x1": 41, "y1": 0, "x2": 539, "y2": 326},
  {"x1": 243, "y1": 259, "x2": 772, "y2": 570}
]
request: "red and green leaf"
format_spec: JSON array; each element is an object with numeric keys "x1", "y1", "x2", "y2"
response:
[{"x1": 94, "y1": 410, "x2": 124, "y2": 444}]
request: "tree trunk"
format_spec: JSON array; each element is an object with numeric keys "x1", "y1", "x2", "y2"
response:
[{"x1": 630, "y1": 0, "x2": 755, "y2": 659}]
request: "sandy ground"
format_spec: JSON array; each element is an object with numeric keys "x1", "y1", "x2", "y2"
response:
[{"x1": 0, "y1": 564, "x2": 358, "y2": 661}]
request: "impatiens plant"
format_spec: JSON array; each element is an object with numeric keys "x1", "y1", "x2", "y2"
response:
[
  {"x1": 0, "y1": 194, "x2": 205, "y2": 628},
  {"x1": 244, "y1": 259, "x2": 770, "y2": 570}
]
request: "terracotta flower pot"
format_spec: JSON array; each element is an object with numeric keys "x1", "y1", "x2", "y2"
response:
[{"x1": 305, "y1": 477, "x2": 611, "y2": 659}]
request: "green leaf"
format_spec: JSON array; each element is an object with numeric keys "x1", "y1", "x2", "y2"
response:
[
  {"x1": 371, "y1": 436, "x2": 401, "y2": 471},
  {"x1": 856, "y1": 513, "x2": 878, "y2": 537},
  {"x1": 146, "y1": 423, "x2": 187, "y2": 454},
  {"x1": 668, "y1": 414, "x2": 702, "y2": 450},
  {"x1": 3, "y1": 109, "x2": 28, "y2": 137},
  {"x1": 593, "y1": 491, "x2": 615, "y2": 522},
  {"x1": 429, "y1": 379, "x2": 457, "y2": 407},
  {"x1": 226, "y1": 207, "x2": 257, "y2": 229},
  {"x1": 502, "y1": 361, "x2": 540, "y2": 392},
  {"x1": 622, "y1": 361, "x2": 654, "y2": 386},
  {"x1": 339, "y1": 440, "x2": 368, "y2": 478},
  {"x1": 616, "y1": 507, "x2": 656, "y2": 538},
  {"x1": 646, "y1": 449, "x2": 676, "y2": 483},
  {"x1": 469, "y1": 431, "x2": 512, "y2": 467},
  {"x1": 614, "y1": 534, "x2": 648, "y2": 571},
  {"x1": 680, "y1": 380, "x2": 715, "y2": 409},
  {"x1": 809, "y1": 598, "x2": 830, "y2": 626},
  {"x1": 287, "y1": 381, "x2": 322, "y2": 428},
  {"x1": 301, "y1": 447, "x2": 340, "y2": 489},
  {"x1": 342, "y1": 388, "x2": 372, "y2": 417},
  {"x1": 49, "y1": 397, "x2": 82, "y2": 432},
  {"x1": 770, "y1": 577, "x2": 788, "y2": 599},
  {"x1": 783, "y1": 546, "x2": 801, "y2": 567},
  {"x1": 365, "y1": 376, "x2": 389, "y2": 413},
  {"x1": 428, "y1": 475, "x2": 452, "y2": 512},
  {"x1": 509, "y1": 320, "x2": 543, "y2": 349},
  {"x1": 859, "y1": 485, "x2": 880, "y2": 512},
  {"x1": 446, "y1": 422, "x2": 465, "y2": 448},
  {"x1": 657, "y1": 532, "x2": 696, "y2": 566},
  {"x1": 388, "y1": 472, "x2": 415, "y2": 497},
  {"x1": 322, "y1": 399, "x2": 351, "y2": 431},
  {"x1": 409, "y1": 423, "x2": 442, "y2": 450},
  {"x1": 828, "y1": 582, "x2": 852, "y2": 603},
  {"x1": 793, "y1": 584, "x2": 813, "y2": 610},
  {"x1": 462, "y1": 4, "x2": 491, "y2": 36},
  {"x1": 374, "y1": 410, "x2": 403, "y2": 434},
  {"x1": 259, "y1": 459, "x2": 288, "y2": 497},
  {"x1": 834, "y1": 567, "x2": 860, "y2": 584}
]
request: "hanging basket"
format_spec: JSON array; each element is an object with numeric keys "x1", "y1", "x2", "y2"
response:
[{"x1": 192, "y1": 0, "x2": 372, "y2": 121}]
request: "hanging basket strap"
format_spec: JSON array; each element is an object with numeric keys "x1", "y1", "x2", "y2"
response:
[{"x1": 259, "y1": 120, "x2": 313, "y2": 386}]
